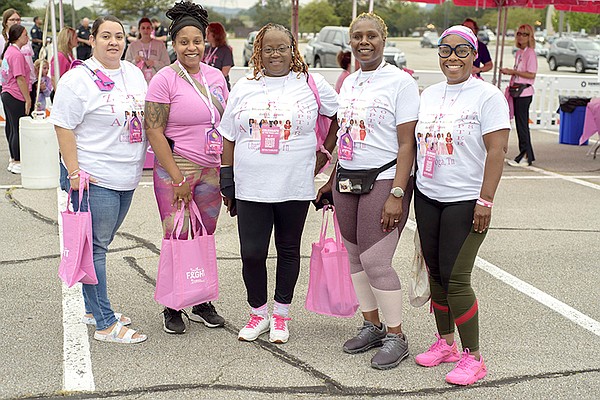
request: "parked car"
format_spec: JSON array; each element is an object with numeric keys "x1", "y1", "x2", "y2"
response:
[
  {"x1": 242, "y1": 30, "x2": 258, "y2": 67},
  {"x1": 547, "y1": 37, "x2": 600, "y2": 73},
  {"x1": 304, "y1": 26, "x2": 407, "y2": 69},
  {"x1": 420, "y1": 31, "x2": 439, "y2": 48},
  {"x1": 512, "y1": 42, "x2": 549, "y2": 57},
  {"x1": 477, "y1": 30, "x2": 489, "y2": 45}
]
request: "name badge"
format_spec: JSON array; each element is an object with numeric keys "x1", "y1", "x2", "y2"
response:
[
  {"x1": 205, "y1": 127, "x2": 223, "y2": 154},
  {"x1": 338, "y1": 130, "x2": 354, "y2": 161},
  {"x1": 260, "y1": 126, "x2": 281, "y2": 154},
  {"x1": 129, "y1": 112, "x2": 143, "y2": 143},
  {"x1": 422, "y1": 148, "x2": 436, "y2": 179}
]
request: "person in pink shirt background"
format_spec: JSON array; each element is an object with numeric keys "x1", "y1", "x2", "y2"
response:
[
  {"x1": 1, "y1": 24, "x2": 31, "y2": 174},
  {"x1": 501, "y1": 24, "x2": 537, "y2": 166},
  {"x1": 335, "y1": 50, "x2": 351, "y2": 93},
  {"x1": 51, "y1": 26, "x2": 77, "y2": 87}
]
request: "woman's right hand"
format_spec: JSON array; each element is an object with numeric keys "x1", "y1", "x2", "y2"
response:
[
  {"x1": 69, "y1": 174, "x2": 98, "y2": 191},
  {"x1": 172, "y1": 180, "x2": 192, "y2": 208},
  {"x1": 25, "y1": 99, "x2": 31, "y2": 115},
  {"x1": 316, "y1": 181, "x2": 332, "y2": 204}
]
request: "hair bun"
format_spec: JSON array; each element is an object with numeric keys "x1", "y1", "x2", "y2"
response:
[{"x1": 166, "y1": 1, "x2": 208, "y2": 24}]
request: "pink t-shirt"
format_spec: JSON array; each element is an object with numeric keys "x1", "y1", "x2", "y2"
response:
[
  {"x1": 50, "y1": 52, "x2": 74, "y2": 79},
  {"x1": 0, "y1": 45, "x2": 31, "y2": 101},
  {"x1": 145, "y1": 63, "x2": 229, "y2": 167},
  {"x1": 512, "y1": 47, "x2": 537, "y2": 98},
  {"x1": 335, "y1": 69, "x2": 350, "y2": 93}
]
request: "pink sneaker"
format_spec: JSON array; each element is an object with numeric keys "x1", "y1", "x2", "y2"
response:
[
  {"x1": 445, "y1": 349, "x2": 487, "y2": 385},
  {"x1": 415, "y1": 334, "x2": 460, "y2": 367}
]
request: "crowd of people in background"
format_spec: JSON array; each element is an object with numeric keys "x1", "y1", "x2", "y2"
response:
[{"x1": 1, "y1": 0, "x2": 540, "y2": 388}]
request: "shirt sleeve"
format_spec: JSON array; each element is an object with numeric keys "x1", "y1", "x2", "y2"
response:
[
  {"x1": 145, "y1": 70, "x2": 172, "y2": 104},
  {"x1": 480, "y1": 90, "x2": 511, "y2": 135},
  {"x1": 219, "y1": 83, "x2": 241, "y2": 141},
  {"x1": 479, "y1": 42, "x2": 492, "y2": 64},
  {"x1": 525, "y1": 48, "x2": 538, "y2": 74},
  {"x1": 395, "y1": 74, "x2": 420, "y2": 125},
  {"x1": 222, "y1": 46, "x2": 234, "y2": 67},
  {"x1": 10, "y1": 51, "x2": 29, "y2": 78},
  {"x1": 314, "y1": 73, "x2": 338, "y2": 118}
]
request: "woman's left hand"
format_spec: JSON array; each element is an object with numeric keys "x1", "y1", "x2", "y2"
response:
[
  {"x1": 500, "y1": 67, "x2": 513, "y2": 75},
  {"x1": 146, "y1": 59, "x2": 155, "y2": 68},
  {"x1": 381, "y1": 196, "x2": 403, "y2": 233},
  {"x1": 473, "y1": 204, "x2": 491, "y2": 234}
]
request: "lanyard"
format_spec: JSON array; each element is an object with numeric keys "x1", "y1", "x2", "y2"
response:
[
  {"x1": 140, "y1": 40, "x2": 152, "y2": 60},
  {"x1": 176, "y1": 60, "x2": 216, "y2": 127},
  {"x1": 260, "y1": 71, "x2": 291, "y2": 111},
  {"x1": 342, "y1": 60, "x2": 386, "y2": 129},
  {"x1": 90, "y1": 57, "x2": 127, "y2": 92},
  {"x1": 205, "y1": 46, "x2": 218, "y2": 64},
  {"x1": 431, "y1": 77, "x2": 472, "y2": 137}
]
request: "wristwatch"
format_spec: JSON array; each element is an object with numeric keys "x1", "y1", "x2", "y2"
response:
[{"x1": 390, "y1": 186, "x2": 405, "y2": 198}]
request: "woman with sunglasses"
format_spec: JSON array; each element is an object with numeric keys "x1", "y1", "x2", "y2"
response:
[
  {"x1": 219, "y1": 23, "x2": 338, "y2": 344},
  {"x1": 49, "y1": 15, "x2": 148, "y2": 344},
  {"x1": 501, "y1": 24, "x2": 537, "y2": 166},
  {"x1": 413, "y1": 26, "x2": 509, "y2": 385}
]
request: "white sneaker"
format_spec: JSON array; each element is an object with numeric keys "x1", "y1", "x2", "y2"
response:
[
  {"x1": 10, "y1": 163, "x2": 21, "y2": 174},
  {"x1": 238, "y1": 314, "x2": 270, "y2": 342},
  {"x1": 7, "y1": 160, "x2": 14, "y2": 172},
  {"x1": 269, "y1": 314, "x2": 291, "y2": 344}
]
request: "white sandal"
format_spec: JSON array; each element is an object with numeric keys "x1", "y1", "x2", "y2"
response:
[
  {"x1": 93, "y1": 322, "x2": 147, "y2": 344},
  {"x1": 81, "y1": 312, "x2": 131, "y2": 326}
]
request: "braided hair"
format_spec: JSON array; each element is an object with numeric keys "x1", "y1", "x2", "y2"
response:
[
  {"x1": 166, "y1": 1, "x2": 209, "y2": 40},
  {"x1": 350, "y1": 12, "x2": 388, "y2": 41},
  {"x1": 249, "y1": 23, "x2": 307, "y2": 81}
]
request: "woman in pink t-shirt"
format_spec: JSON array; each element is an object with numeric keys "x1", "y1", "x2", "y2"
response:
[
  {"x1": 1, "y1": 24, "x2": 31, "y2": 174},
  {"x1": 501, "y1": 24, "x2": 538, "y2": 166},
  {"x1": 50, "y1": 26, "x2": 77, "y2": 87},
  {"x1": 145, "y1": 2, "x2": 229, "y2": 335}
]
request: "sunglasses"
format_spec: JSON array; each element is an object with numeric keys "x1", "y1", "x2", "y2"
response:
[
  {"x1": 438, "y1": 44, "x2": 472, "y2": 58},
  {"x1": 516, "y1": 32, "x2": 530, "y2": 37}
]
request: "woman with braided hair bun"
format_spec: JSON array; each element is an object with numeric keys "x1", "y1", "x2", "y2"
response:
[
  {"x1": 219, "y1": 23, "x2": 339, "y2": 344},
  {"x1": 145, "y1": 1, "x2": 228, "y2": 335}
]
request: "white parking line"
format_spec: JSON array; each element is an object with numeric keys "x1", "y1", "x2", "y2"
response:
[
  {"x1": 505, "y1": 161, "x2": 600, "y2": 191},
  {"x1": 404, "y1": 219, "x2": 600, "y2": 337},
  {"x1": 57, "y1": 188, "x2": 95, "y2": 392}
]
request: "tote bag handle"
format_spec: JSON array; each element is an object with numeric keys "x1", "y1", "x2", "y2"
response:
[
  {"x1": 319, "y1": 205, "x2": 344, "y2": 251},
  {"x1": 171, "y1": 200, "x2": 209, "y2": 239},
  {"x1": 65, "y1": 171, "x2": 90, "y2": 213}
]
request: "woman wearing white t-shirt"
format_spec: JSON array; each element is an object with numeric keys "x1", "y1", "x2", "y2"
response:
[
  {"x1": 49, "y1": 15, "x2": 148, "y2": 344},
  {"x1": 125, "y1": 17, "x2": 170, "y2": 83},
  {"x1": 317, "y1": 13, "x2": 418, "y2": 371},
  {"x1": 220, "y1": 23, "x2": 338, "y2": 344},
  {"x1": 413, "y1": 26, "x2": 509, "y2": 385}
]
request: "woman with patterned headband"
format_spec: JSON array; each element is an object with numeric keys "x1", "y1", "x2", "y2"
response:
[{"x1": 413, "y1": 25, "x2": 509, "y2": 385}]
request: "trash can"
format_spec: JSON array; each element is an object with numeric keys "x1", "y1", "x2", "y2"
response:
[{"x1": 558, "y1": 96, "x2": 590, "y2": 145}]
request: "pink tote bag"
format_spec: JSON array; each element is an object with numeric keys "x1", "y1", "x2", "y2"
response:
[
  {"x1": 154, "y1": 201, "x2": 219, "y2": 310},
  {"x1": 305, "y1": 206, "x2": 359, "y2": 318},
  {"x1": 58, "y1": 171, "x2": 98, "y2": 287}
]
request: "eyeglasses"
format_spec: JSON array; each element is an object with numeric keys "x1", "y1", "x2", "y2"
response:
[
  {"x1": 516, "y1": 32, "x2": 530, "y2": 37},
  {"x1": 438, "y1": 44, "x2": 472, "y2": 58},
  {"x1": 262, "y1": 45, "x2": 292, "y2": 55},
  {"x1": 8, "y1": 18, "x2": 21, "y2": 22}
]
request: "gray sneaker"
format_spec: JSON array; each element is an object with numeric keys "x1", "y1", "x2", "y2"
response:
[
  {"x1": 371, "y1": 333, "x2": 409, "y2": 370},
  {"x1": 343, "y1": 321, "x2": 387, "y2": 354}
]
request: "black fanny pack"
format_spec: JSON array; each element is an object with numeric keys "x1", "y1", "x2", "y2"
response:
[
  {"x1": 508, "y1": 83, "x2": 531, "y2": 98},
  {"x1": 336, "y1": 159, "x2": 397, "y2": 194}
]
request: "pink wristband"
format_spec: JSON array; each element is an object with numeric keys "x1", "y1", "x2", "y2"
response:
[
  {"x1": 476, "y1": 198, "x2": 493, "y2": 208},
  {"x1": 171, "y1": 176, "x2": 186, "y2": 187}
]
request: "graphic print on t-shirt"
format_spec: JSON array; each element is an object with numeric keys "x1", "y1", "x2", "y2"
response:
[
  {"x1": 337, "y1": 96, "x2": 391, "y2": 148},
  {"x1": 115, "y1": 93, "x2": 146, "y2": 143},
  {"x1": 245, "y1": 99, "x2": 293, "y2": 153}
]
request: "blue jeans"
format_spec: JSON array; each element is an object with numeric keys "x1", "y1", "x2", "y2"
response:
[{"x1": 71, "y1": 184, "x2": 135, "y2": 330}]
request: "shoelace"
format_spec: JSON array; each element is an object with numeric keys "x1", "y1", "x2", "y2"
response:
[
  {"x1": 379, "y1": 335, "x2": 401, "y2": 354},
  {"x1": 202, "y1": 302, "x2": 217, "y2": 315},
  {"x1": 245, "y1": 314, "x2": 265, "y2": 328},
  {"x1": 456, "y1": 350, "x2": 477, "y2": 370},
  {"x1": 163, "y1": 308, "x2": 189, "y2": 321},
  {"x1": 356, "y1": 324, "x2": 378, "y2": 339},
  {"x1": 428, "y1": 338, "x2": 445, "y2": 352},
  {"x1": 272, "y1": 315, "x2": 291, "y2": 330}
]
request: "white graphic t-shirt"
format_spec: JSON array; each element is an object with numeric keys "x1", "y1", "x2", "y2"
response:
[
  {"x1": 415, "y1": 78, "x2": 510, "y2": 202},
  {"x1": 48, "y1": 59, "x2": 148, "y2": 191},
  {"x1": 336, "y1": 64, "x2": 419, "y2": 180},
  {"x1": 220, "y1": 72, "x2": 338, "y2": 202}
]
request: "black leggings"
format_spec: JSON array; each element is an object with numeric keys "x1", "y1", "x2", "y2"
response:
[
  {"x1": 236, "y1": 200, "x2": 310, "y2": 308},
  {"x1": 414, "y1": 187, "x2": 486, "y2": 352},
  {"x1": 1, "y1": 92, "x2": 26, "y2": 161},
  {"x1": 513, "y1": 95, "x2": 535, "y2": 163}
]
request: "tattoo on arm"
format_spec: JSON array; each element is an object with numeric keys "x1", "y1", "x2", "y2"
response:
[{"x1": 144, "y1": 101, "x2": 170, "y2": 130}]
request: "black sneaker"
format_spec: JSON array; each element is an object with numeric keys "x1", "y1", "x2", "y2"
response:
[
  {"x1": 162, "y1": 307, "x2": 187, "y2": 334},
  {"x1": 190, "y1": 302, "x2": 225, "y2": 328}
]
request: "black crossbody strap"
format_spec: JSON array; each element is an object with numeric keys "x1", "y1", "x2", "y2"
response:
[{"x1": 376, "y1": 159, "x2": 397, "y2": 173}]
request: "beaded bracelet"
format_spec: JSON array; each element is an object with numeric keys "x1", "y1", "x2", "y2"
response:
[
  {"x1": 476, "y1": 198, "x2": 494, "y2": 208},
  {"x1": 67, "y1": 168, "x2": 81, "y2": 180},
  {"x1": 171, "y1": 176, "x2": 186, "y2": 187}
]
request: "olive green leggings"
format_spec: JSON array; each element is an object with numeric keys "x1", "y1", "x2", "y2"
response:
[{"x1": 414, "y1": 188, "x2": 486, "y2": 352}]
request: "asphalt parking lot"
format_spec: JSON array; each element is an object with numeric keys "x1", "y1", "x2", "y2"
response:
[{"x1": 1, "y1": 122, "x2": 599, "y2": 398}]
